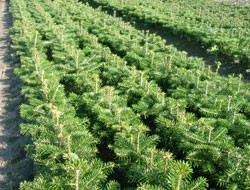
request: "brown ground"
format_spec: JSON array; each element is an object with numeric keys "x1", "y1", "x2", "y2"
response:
[{"x1": 0, "y1": 1, "x2": 32, "y2": 189}]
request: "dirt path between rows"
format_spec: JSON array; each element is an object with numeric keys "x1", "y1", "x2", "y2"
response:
[{"x1": 0, "y1": 1, "x2": 32, "y2": 189}]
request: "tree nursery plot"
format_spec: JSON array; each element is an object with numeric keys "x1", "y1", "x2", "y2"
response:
[
  {"x1": 5, "y1": 0, "x2": 250, "y2": 189},
  {"x1": 81, "y1": 0, "x2": 250, "y2": 67}
]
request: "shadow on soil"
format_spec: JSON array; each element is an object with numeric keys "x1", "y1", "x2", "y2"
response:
[{"x1": 0, "y1": 1, "x2": 33, "y2": 189}]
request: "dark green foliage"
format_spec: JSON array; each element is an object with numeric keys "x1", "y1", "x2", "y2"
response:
[{"x1": 10, "y1": 0, "x2": 250, "y2": 189}]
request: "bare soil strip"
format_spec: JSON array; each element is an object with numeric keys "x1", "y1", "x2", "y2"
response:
[{"x1": 0, "y1": 1, "x2": 32, "y2": 189}]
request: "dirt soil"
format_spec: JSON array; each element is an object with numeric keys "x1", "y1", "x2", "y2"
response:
[{"x1": 0, "y1": 1, "x2": 32, "y2": 189}]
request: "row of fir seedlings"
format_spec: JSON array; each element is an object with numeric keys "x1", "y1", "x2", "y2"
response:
[
  {"x1": 47, "y1": 0, "x2": 250, "y2": 189},
  {"x1": 50, "y1": 1, "x2": 250, "y2": 140},
  {"x1": 81, "y1": 0, "x2": 250, "y2": 66},
  {"x1": 75, "y1": 1, "x2": 250, "y2": 188},
  {"x1": 34, "y1": 0, "x2": 249, "y2": 189},
  {"x1": 10, "y1": 0, "x2": 117, "y2": 189},
  {"x1": 40, "y1": 0, "x2": 210, "y2": 187},
  {"x1": 13, "y1": 0, "x2": 208, "y2": 189},
  {"x1": 54, "y1": 0, "x2": 250, "y2": 145}
]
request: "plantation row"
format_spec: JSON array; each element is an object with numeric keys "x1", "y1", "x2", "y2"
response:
[
  {"x1": 82, "y1": 0, "x2": 250, "y2": 66},
  {"x1": 10, "y1": 0, "x2": 250, "y2": 189},
  {"x1": 11, "y1": 0, "x2": 207, "y2": 189},
  {"x1": 10, "y1": 0, "x2": 117, "y2": 189}
]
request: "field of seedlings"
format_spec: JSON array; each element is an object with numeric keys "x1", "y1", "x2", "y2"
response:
[
  {"x1": 4, "y1": 0, "x2": 250, "y2": 189},
  {"x1": 83, "y1": 0, "x2": 250, "y2": 65}
]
